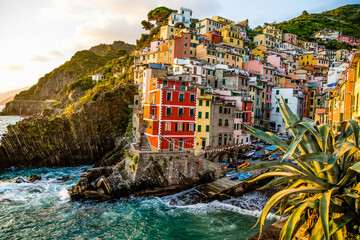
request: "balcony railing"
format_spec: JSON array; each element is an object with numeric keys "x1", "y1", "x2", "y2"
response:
[{"x1": 157, "y1": 84, "x2": 196, "y2": 92}]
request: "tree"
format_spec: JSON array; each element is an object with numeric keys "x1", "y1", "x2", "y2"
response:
[
  {"x1": 141, "y1": 20, "x2": 154, "y2": 31},
  {"x1": 241, "y1": 97, "x2": 360, "y2": 239},
  {"x1": 147, "y1": 6, "x2": 176, "y2": 25},
  {"x1": 115, "y1": 49, "x2": 128, "y2": 57}
]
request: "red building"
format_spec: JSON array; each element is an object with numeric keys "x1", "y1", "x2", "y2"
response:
[
  {"x1": 144, "y1": 78, "x2": 197, "y2": 151},
  {"x1": 204, "y1": 30, "x2": 223, "y2": 44},
  {"x1": 338, "y1": 36, "x2": 360, "y2": 46}
]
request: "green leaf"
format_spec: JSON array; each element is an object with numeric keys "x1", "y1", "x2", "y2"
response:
[
  {"x1": 320, "y1": 189, "x2": 336, "y2": 240},
  {"x1": 281, "y1": 202, "x2": 308, "y2": 240},
  {"x1": 318, "y1": 124, "x2": 331, "y2": 153},
  {"x1": 256, "y1": 187, "x2": 323, "y2": 236}
]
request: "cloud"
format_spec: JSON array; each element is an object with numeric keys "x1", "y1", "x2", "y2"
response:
[
  {"x1": 2, "y1": 64, "x2": 25, "y2": 71},
  {"x1": 29, "y1": 55, "x2": 51, "y2": 62},
  {"x1": 48, "y1": 50, "x2": 63, "y2": 58}
]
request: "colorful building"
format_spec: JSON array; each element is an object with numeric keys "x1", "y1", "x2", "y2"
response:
[
  {"x1": 144, "y1": 78, "x2": 197, "y2": 152},
  {"x1": 195, "y1": 87, "x2": 213, "y2": 154}
]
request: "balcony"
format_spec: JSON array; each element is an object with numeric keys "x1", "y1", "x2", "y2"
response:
[{"x1": 157, "y1": 84, "x2": 196, "y2": 92}]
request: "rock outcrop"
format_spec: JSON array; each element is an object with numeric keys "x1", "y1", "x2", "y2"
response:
[
  {"x1": 0, "y1": 84, "x2": 135, "y2": 170},
  {"x1": 69, "y1": 151, "x2": 226, "y2": 201}
]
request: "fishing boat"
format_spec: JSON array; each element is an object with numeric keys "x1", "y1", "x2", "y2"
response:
[
  {"x1": 244, "y1": 150, "x2": 256, "y2": 158},
  {"x1": 238, "y1": 172, "x2": 252, "y2": 180}
]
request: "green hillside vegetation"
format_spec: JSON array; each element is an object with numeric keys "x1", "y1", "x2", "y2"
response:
[
  {"x1": 14, "y1": 41, "x2": 134, "y2": 101},
  {"x1": 276, "y1": 4, "x2": 360, "y2": 42},
  {"x1": 61, "y1": 53, "x2": 134, "y2": 116}
]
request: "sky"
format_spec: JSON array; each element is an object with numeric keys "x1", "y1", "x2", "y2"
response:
[{"x1": 0, "y1": 0, "x2": 358, "y2": 93}]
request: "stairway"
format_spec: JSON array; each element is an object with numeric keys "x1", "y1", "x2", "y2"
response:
[{"x1": 140, "y1": 134, "x2": 151, "y2": 151}]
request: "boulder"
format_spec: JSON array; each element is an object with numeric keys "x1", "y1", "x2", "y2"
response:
[
  {"x1": 27, "y1": 175, "x2": 42, "y2": 182},
  {"x1": 9, "y1": 177, "x2": 27, "y2": 183}
]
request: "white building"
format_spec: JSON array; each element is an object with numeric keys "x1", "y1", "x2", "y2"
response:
[
  {"x1": 270, "y1": 87, "x2": 303, "y2": 133},
  {"x1": 168, "y1": 7, "x2": 192, "y2": 28},
  {"x1": 313, "y1": 29, "x2": 342, "y2": 42},
  {"x1": 92, "y1": 74, "x2": 104, "y2": 81}
]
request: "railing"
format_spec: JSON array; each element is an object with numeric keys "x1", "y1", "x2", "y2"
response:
[{"x1": 157, "y1": 84, "x2": 196, "y2": 92}]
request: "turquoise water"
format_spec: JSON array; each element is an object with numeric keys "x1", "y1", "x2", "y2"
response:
[{"x1": 0, "y1": 107, "x2": 277, "y2": 239}]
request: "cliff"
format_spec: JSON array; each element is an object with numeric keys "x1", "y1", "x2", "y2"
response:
[
  {"x1": 0, "y1": 84, "x2": 136, "y2": 169},
  {"x1": 1, "y1": 41, "x2": 134, "y2": 116},
  {"x1": 0, "y1": 53, "x2": 136, "y2": 170}
]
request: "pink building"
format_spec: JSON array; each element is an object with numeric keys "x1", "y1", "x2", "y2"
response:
[
  {"x1": 267, "y1": 54, "x2": 286, "y2": 73},
  {"x1": 338, "y1": 36, "x2": 360, "y2": 46},
  {"x1": 283, "y1": 33, "x2": 297, "y2": 45},
  {"x1": 243, "y1": 60, "x2": 275, "y2": 81}
]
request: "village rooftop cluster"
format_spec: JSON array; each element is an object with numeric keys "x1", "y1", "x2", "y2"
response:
[{"x1": 111, "y1": 7, "x2": 360, "y2": 155}]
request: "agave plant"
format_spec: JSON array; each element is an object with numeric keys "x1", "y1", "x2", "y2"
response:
[{"x1": 241, "y1": 97, "x2": 360, "y2": 240}]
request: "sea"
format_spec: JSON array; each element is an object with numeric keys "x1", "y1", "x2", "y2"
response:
[{"x1": 0, "y1": 105, "x2": 276, "y2": 239}]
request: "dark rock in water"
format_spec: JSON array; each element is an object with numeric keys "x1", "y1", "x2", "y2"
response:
[
  {"x1": 69, "y1": 151, "x2": 226, "y2": 201},
  {"x1": 27, "y1": 175, "x2": 42, "y2": 182},
  {"x1": 83, "y1": 190, "x2": 111, "y2": 201},
  {"x1": 9, "y1": 177, "x2": 27, "y2": 183},
  {"x1": 56, "y1": 176, "x2": 72, "y2": 182}
]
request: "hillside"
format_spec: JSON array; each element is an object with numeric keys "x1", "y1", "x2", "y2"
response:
[
  {"x1": 276, "y1": 4, "x2": 360, "y2": 41},
  {"x1": 0, "y1": 86, "x2": 30, "y2": 105},
  {"x1": 1, "y1": 40, "x2": 134, "y2": 115}
]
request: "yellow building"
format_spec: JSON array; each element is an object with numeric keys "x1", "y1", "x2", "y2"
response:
[
  {"x1": 299, "y1": 53, "x2": 329, "y2": 67},
  {"x1": 218, "y1": 25, "x2": 244, "y2": 47},
  {"x1": 211, "y1": 16, "x2": 235, "y2": 25},
  {"x1": 351, "y1": 51, "x2": 360, "y2": 122},
  {"x1": 254, "y1": 33, "x2": 281, "y2": 49},
  {"x1": 195, "y1": 87, "x2": 213, "y2": 155},
  {"x1": 262, "y1": 25, "x2": 283, "y2": 42},
  {"x1": 251, "y1": 46, "x2": 268, "y2": 60},
  {"x1": 159, "y1": 25, "x2": 182, "y2": 40}
]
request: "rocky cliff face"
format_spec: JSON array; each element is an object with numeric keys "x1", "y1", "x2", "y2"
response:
[
  {"x1": 69, "y1": 151, "x2": 226, "y2": 201},
  {"x1": 0, "y1": 84, "x2": 135, "y2": 170}
]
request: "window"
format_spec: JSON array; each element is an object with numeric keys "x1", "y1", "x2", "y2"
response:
[
  {"x1": 276, "y1": 90, "x2": 279, "y2": 95},
  {"x1": 179, "y1": 93, "x2": 184, "y2": 102},
  {"x1": 225, "y1": 119, "x2": 229, "y2": 126},
  {"x1": 276, "y1": 107, "x2": 279, "y2": 112},
  {"x1": 206, "y1": 101, "x2": 209, "y2": 106},
  {"x1": 178, "y1": 108, "x2": 184, "y2": 116},
  {"x1": 218, "y1": 134, "x2": 222, "y2": 145},
  {"x1": 184, "y1": 43, "x2": 188, "y2": 47},
  {"x1": 190, "y1": 94, "x2": 195, "y2": 102},
  {"x1": 190, "y1": 108, "x2": 194, "y2": 117},
  {"x1": 198, "y1": 112, "x2": 202, "y2": 118},
  {"x1": 205, "y1": 112, "x2": 209, "y2": 119},
  {"x1": 285, "y1": 98, "x2": 288, "y2": 104},
  {"x1": 219, "y1": 119, "x2": 222, "y2": 126},
  {"x1": 166, "y1": 92, "x2": 172, "y2": 101},
  {"x1": 199, "y1": 100, "x2": 203, "y2": 106},
  {"x1": 163, "y1": 80, "x2": 168, "y2": 87},
  {"x1": 166, "y1": 107, "x2": 172, "y2": 116},
  {"x1": 165, "y1": 122, "x2": 171, "y2": 131},
  {"x1": 206, "y1": 125, "x2": 209, "y2": 132},
  {"x1": 223, "y1": 79, "x2": 226, "y2": 85},
  {"x1": 200, "y1": 89, "x2": 205, "y2": 95},
  {"x1": 197, "y1": 125, "x2": 201, "y2": 132},
  {"x1": 219, "y1": 106, "x2": 223, "y2": 113}
]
